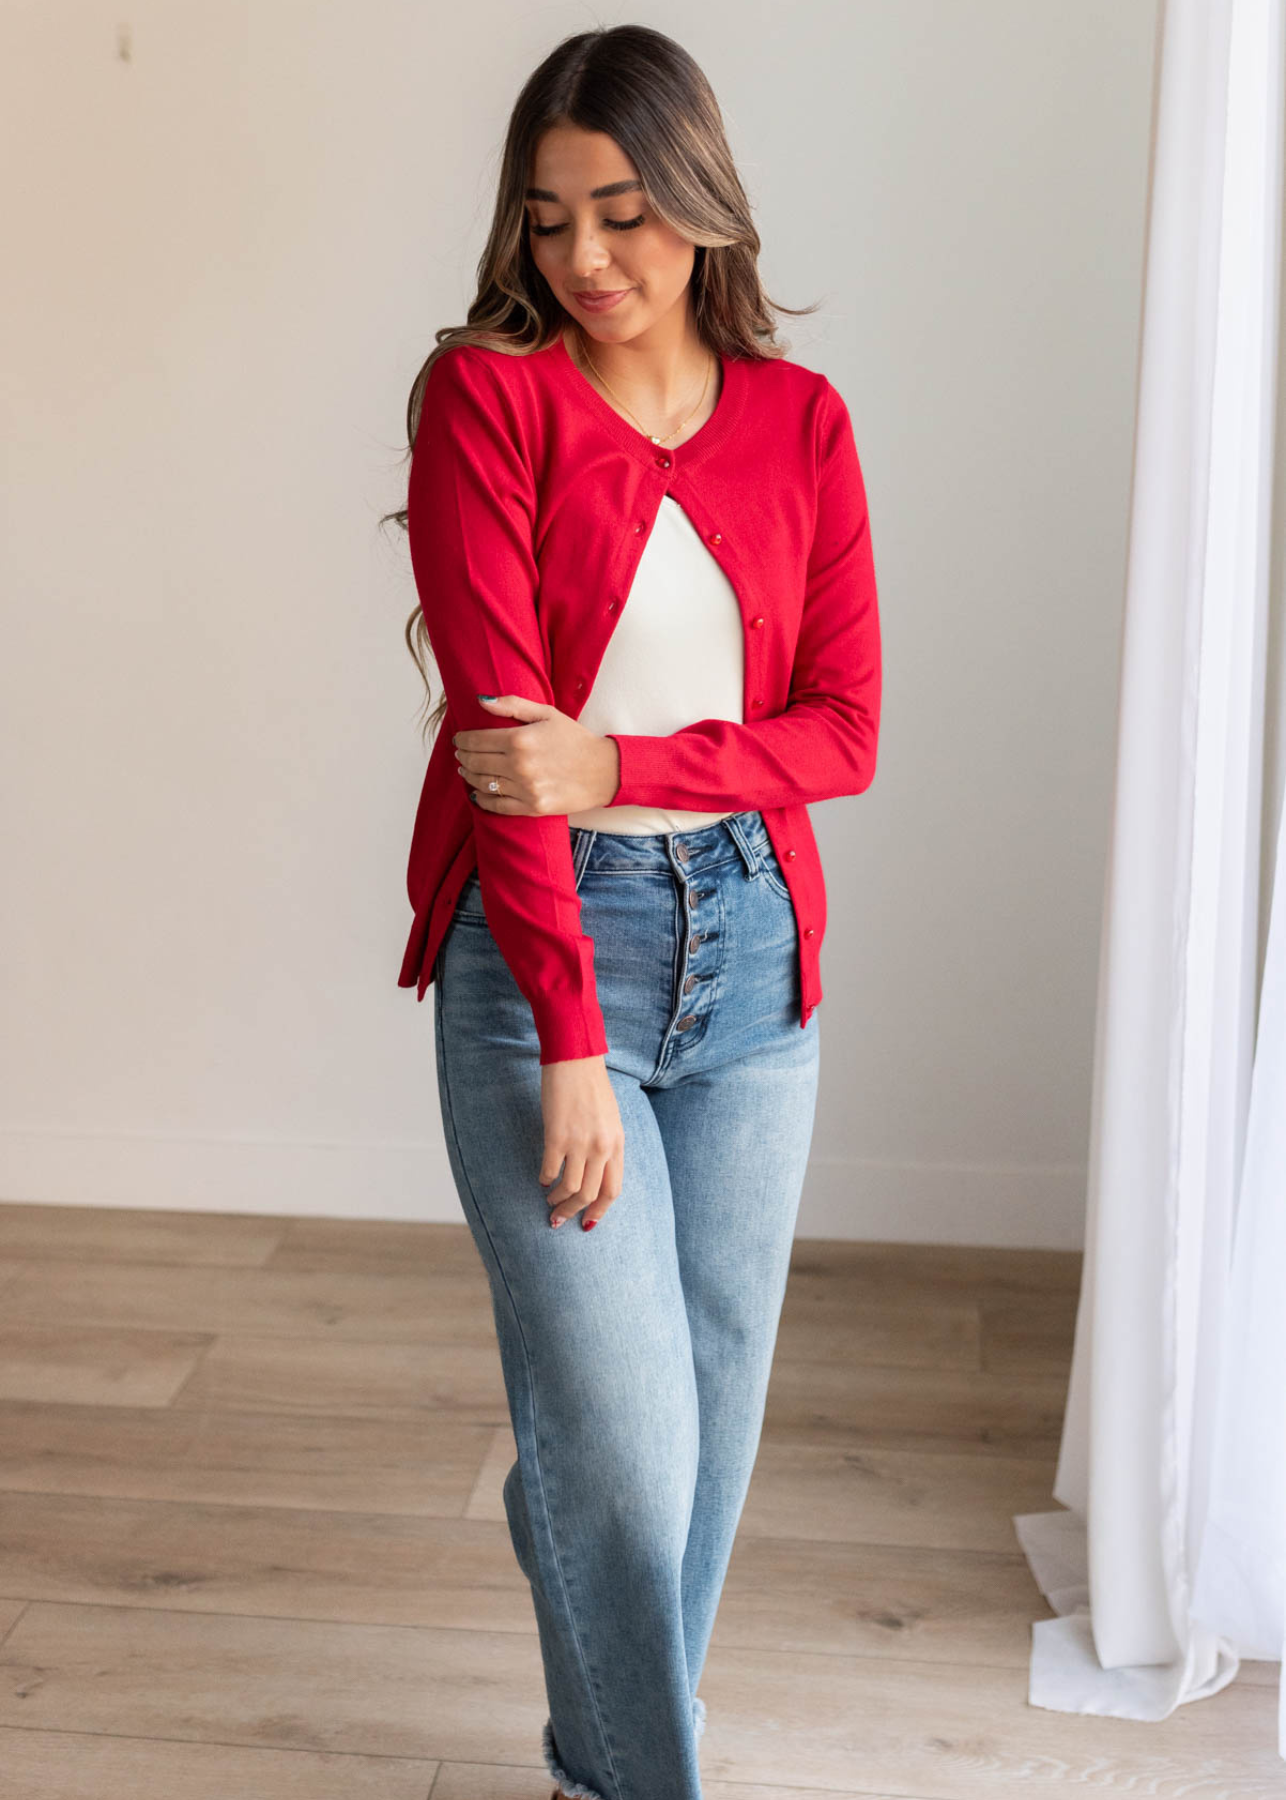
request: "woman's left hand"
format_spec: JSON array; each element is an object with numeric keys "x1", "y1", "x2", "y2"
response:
[{"x1": 453, "y1": 695, "x2": 621, "y2": 815}]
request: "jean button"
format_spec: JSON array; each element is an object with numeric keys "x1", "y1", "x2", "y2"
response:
[{"x1": 675, "y1": 1015, "x2": 697, "y2": 1031}]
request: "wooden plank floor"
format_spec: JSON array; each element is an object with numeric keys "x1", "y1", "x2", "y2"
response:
[{"x1": 0, "y1": 1201, "x2": 1278, "y2": 1799}]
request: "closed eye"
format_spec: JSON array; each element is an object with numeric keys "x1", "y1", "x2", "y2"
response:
[{"x1": 530, "y1": 215, "x2": 646, "y2": 237}]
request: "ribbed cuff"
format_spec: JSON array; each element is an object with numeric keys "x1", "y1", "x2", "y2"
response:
[
  {"x1": 525, "y1": 950, "x2": 609, "y2": 1067},
  {"x1": 532, "y1": 1001, "x2": 609, "y2": 1067},
  {"x1": 603, "y1": 732, "x2": 653, "y2": 808},
  {"x1": 604, "y1": 732, "x2": 742, "y2": 813}
]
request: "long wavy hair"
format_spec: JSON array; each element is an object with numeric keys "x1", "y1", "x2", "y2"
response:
[{"x1": 383, "y1": 23, "x2": 820, "y2": 743}]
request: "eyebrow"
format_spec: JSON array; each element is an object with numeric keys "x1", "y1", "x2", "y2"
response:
[{"x1": 524, "y1": 179, "x2": 644, "y2": 201}]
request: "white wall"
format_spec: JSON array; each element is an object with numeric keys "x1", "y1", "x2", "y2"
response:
[{"x1": 0, "y1": 1, "x2": 1161, "y2": 1246}]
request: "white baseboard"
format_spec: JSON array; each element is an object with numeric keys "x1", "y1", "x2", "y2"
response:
[
  {"x1": 0, "y1": 1127, "x2": 1086, "y2": 1248},
  {"x1": 799, "y1": 1154, "x2": 1085, "y2": 1248}
]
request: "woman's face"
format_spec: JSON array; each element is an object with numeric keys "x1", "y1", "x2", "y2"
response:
[{"x1": 525, "y1": 125, "x2": 696, "y2": 344}]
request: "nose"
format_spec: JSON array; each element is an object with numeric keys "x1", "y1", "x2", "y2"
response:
[{"x1": 567, "y1": 221, "x2": 613, "y2": 274}]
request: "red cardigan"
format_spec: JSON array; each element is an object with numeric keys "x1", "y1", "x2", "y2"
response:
[{"x1": 399, "y1": 333, "x2": 881, "y2": 1065}]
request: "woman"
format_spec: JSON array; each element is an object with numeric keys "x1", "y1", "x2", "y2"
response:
[{"x1": 388, "y1": 24, "x2": 881, "y2": 1800}]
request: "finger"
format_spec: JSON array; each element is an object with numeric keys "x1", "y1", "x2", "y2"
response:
[
  {"x1": 470, "y1": 790, "x2": 533, "y2": 814},
  {"x1": 580, "y1": 1148, "x2": 623, "y2": 1228},
  {"x1": 453, "y1": 728, "x2": 518, "y2": 752},
  {"x1": 456, "y1": 756, "x2": 511, "y2": 789},
  {"x1": 539, "y1": 1150, "x2": 579, "y2": 1209},
  {"x1": 478, "y1": 695, "x2": 554, "y2": 722},
  {"x1": 555, "y1": 1151, "x2": 616, "y2": 1229},
  {"x1": 455, "y1": 759, "x2": 513, "y2": 797},
  {"x1": 456, "y1": 742, "x2": 512, "y2": 767},
  {"x1": 548, "y1": 1153, "x2": 589, "y2": 1226},
  {"x1": 539, "y1": 1151, "x2": 566, "y2": 1193}
]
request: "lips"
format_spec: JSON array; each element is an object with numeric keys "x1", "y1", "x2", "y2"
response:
[{"x1": 572, "y1": 288, "x2": 633, "y2": 312}]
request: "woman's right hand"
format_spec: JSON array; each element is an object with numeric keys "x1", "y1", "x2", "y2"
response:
[{"x1": 539, "y1": 1056, "x2": 624, "y2": 1230}]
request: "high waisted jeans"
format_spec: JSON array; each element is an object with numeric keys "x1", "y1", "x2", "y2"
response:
[{"x1": 431, "y1": 808, "x2": 821, "y2": 1800}]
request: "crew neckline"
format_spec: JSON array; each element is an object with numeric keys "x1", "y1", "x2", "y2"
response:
[{"x1": 548, "y1": 328, "x2": 745, "y2": 470}]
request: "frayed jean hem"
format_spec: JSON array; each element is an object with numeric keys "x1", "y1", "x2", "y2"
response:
[{"x1": 543, "y1": 1695, "x2": 706, "y2": 1799}]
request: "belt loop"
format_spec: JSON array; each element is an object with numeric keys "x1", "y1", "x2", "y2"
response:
[
  {"x1": 724, "y1": 814, "x2": 761, "y2": 880},
  {"x1": 570, "y1": 826, "x2": 597, "y2": 883}
]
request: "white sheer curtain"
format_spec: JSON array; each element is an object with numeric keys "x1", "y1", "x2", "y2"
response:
[{"x1": 1013, "y1": 0, "x2": 1286, "y2": 1757}]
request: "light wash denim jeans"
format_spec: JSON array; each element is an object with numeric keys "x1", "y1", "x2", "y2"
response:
[{"x1": 431, "y1": 808, "x2": 821, "y2": 1800}]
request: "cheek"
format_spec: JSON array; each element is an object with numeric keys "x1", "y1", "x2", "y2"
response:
[{"x1": 644, "y1": 234, "x2": 695, "y2": 292}]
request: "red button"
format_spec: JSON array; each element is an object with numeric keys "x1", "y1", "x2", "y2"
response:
[
  {"x1": 751, "y1": 698, "x2": 764, "y2": 708},
  {"x1": 708, "y1": 532, "x2": 722, "y2": 545},
  {"x1": 575, "y1": 678, "x2": 586, "y2": 692},
  {"x1": 750, "y1": 615, "x2": 764, "y2": 628},
  {"x1": 656, "y1": 455, "x2": 671, "y2": 469},
  {"x1": 784, "y1": 848, "x2": 796, "y2": 860},
  {"x1": 608, "y1": 600, "x2": 619, "y2": 613},
  {"x1": 634, "y1": 522, "x2": 645, "y2": 534},
  {"x1": 804, "y1": 926, "x2": 815, "y2": 938}
]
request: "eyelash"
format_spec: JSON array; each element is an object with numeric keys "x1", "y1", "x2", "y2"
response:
[{"x1": 529, "y1": 215, "x2": 646, "y2": 237}]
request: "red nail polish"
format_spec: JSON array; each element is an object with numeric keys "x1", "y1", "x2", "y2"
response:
[{"x1": 582, "y1": 1218, "x2": 598, "y2": 1231}]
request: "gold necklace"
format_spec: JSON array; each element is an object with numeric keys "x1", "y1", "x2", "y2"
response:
[{"x1": 573, "y1": 329, "x2": 715, "y2": 445}]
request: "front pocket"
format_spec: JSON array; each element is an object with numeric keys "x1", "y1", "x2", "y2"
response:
[{"x1": 757, "y1": 844, "x2": 793, "y2": 901}]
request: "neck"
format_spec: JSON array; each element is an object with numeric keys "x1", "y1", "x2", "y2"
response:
[{"x1": 565, "y1": 317, "x2": 714, "y2": 416}]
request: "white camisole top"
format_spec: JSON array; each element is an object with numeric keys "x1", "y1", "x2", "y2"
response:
[{"x1": 566, "y1": 494, "x2": 745, "y2": 835}]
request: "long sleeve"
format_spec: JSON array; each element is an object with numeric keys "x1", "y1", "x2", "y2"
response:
[
  {"x1": 604, "y1": 380, "x2": 881, "y2": 811},
  {"x1": 407, "y1": 346, "x2": 608, "y2": 1065}
]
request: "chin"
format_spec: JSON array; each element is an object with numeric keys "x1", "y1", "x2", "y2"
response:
[{"x1": 573, "y1": 311, "x2": 650, "y2": 346}]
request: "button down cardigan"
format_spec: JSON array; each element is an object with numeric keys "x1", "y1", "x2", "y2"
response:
[{"x1": 398, "y1": 332, "x2": 882, "y2": 1065}]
